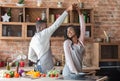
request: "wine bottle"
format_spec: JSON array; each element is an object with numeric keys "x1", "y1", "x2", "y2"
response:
[
  {"x1": 18, "y1": 11, "x2": 23, "y2": 22},
  {"x1": 41, "y1": 10, "x2": 46, "y2": 21},
  {"x1": 7, "y1": 8, "x2": 11, "y2": 16},
  {"x1": 7, "y1": 8, "x2": 11, "y2": 22},
  {"x1": 15, "y1": 62, "x2": 19, "y2": 73},
  {"x1": 83, "y1": 12, "x2": 87, "y2": 23}
]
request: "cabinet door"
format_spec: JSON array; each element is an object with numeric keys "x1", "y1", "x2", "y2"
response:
[
  {"x1": 24, "y1": 23, "x2": 36, "y2": 40},
  {"x1": 0, "y1": 23, "x2": 24, "y2": 39},
  {"x1": 100, "y1": 44, "x2": 119, "y2": 61},
  {"x1": 94, "y1": 43, "x2": 120, "y2": 62}
]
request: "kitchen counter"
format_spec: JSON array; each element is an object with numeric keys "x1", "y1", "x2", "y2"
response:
[
  {"x1": 0, "y1": 76, "x2": 107, "y2": 81},
  {"x1": 0, "y1": 66, "x2": 100, "y2": 72},
  {"x1": 0, "y1": 66, "x2": 106, "y2": 81}
]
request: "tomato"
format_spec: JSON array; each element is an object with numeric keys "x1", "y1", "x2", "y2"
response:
[
  {"x1": 5, "y1": 74, "x2": 11, "y2": 78},
  {"x1": 41, "y1": 74, "x2": 46, "y2": 77},
  {"x1": 14, "y1": 72, "x2": 20, "y2": 78},
  {"x1": 50, "y1": 74, "x2": 55, "y2": 78},
  {"x1": 55, "y1": 74, "x2": 59, "y2": 77}
]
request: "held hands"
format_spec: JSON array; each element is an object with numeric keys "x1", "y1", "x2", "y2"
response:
[
  {"x1": 73, "y1": 3, "x2": 82, "y2": 15},
  {"x1": 66, "y1": 3, "x2": 82, "y2": 15}
]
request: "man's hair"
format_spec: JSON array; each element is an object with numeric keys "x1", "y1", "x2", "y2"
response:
[
  {"x1": 36, "y1": 20, "x2": 47, "y2": 27},
  {"x1": 64, "y1": 25, "x2": 80, "y2": 40},
  {"x1": 35, "y1": 20, "x2": 47, "y2": 32}
]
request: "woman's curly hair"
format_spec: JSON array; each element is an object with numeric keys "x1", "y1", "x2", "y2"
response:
[{"x1": 64, "y1": 25, "x2": 80, "y2": 41}]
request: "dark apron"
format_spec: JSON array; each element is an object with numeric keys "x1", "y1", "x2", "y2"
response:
[{"x1": 34, "y1": 49, "x2": 54, "y2": 73}]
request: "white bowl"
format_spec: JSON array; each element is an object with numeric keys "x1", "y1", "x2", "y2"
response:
[{"x1": 16, "y1": 3, "x2": 24, "y2": 7}]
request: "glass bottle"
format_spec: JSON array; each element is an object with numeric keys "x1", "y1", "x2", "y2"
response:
[
  {"x1": 6, "y1": 62, "x2": 10, "y2": 70},
  {"x1": 37, "y1": 0, "x2": 42, "y2": 7},
  {"x1": 7, "y1": 8, "x2": 11, "y2": 22},
  {"x1": 2, "y1": 26, "x2": 7, "y2": 36},
  {"x1": 41, "y1": 10, "x2": 46, "y2": 21},
  {"x1": 18, "y1": 11, "x2": 23, "y2": 22},
  {"x1": 26, "y1": 15, "x2": 30, "y2": 22},
  {"x1": 7, "y1": 27, "x2": 12, "y2": 36},
  {"x1": 15, "y1": 61, "x2": 19, "y2": 73},
  {"x1": 83, "y1": 12, "x2": 87, "y2": 23},
  {"x1": 87, "y1": 13, "x2": 90, "y2": 23}
]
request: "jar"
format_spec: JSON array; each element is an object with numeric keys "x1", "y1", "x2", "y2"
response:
[
  {"x1": 37, "y1": 0, "x2": 42, "y2": 7},
  {"x1": 57, "y1": 2, "x2": 62, "y2": 8},
  {"x1": 26, "y1": 15, "x2": 30, "y2": 22}
]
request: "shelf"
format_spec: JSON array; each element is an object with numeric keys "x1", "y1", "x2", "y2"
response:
[
  {"x1": 1, "y1": 4, "x2": 23, "y2": 8},
  {"x1": 0, "y1": 22, "x2": 23, "y2": 25},
  {"x1": 25, "y1": 6, "x2": 47, "y2": 8},
  {"x1": 0, "y1": 37, "x2": 24, "y2": 40},
  {"x1": 100, "y1": 59, "x2": 120, "y2": 62},
  {"x1": 0, "y1": 6, "x2": 94, "y2": 40}
]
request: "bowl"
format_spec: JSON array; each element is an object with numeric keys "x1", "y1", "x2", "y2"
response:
[
  {"x1": 16, "y1": 3, "x2": 24, "y2": 7},
  {"x1": 96, "y1": 38, "x2": 103, "y2": 42},
  {"x1": 78, "y1": 72, "x2": 86, "y2": 77}
]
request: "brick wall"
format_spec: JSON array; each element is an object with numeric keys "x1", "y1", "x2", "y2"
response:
[{"x1": 0, "y1": 0, "x2": 120, "y2": 66}]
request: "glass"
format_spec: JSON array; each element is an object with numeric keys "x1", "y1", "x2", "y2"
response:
[{"x1": 37, "y1": 0, "x2": 42, "y2": 7}]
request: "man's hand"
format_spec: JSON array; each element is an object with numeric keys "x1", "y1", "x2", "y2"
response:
[{"x1": 66, "y1": 5, "x2": 73, "y2": 12}]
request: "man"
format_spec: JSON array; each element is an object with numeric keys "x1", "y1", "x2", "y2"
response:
[{"x1": 28, "y1": 5, "x2": 73, "y2": 73}]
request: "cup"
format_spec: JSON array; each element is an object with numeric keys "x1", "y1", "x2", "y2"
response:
[{"x1": 105, "y1": 37, "x2": 110, "y2": 43}]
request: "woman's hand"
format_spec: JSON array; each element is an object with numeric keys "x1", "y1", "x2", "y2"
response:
[{"x1": 73, "y1": 3, "x2": 82, "y2": 15}]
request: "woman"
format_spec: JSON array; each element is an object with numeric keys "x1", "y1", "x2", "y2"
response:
[{"x1": 63, "y1": 4, "x2": 86, "y2": 80}]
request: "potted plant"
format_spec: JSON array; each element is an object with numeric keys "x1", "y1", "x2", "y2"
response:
[{"x1": 16, "y1": 0, "x2": 24, "y2": 7}]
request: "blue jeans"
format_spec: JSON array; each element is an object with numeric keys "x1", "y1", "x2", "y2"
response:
[{"x1": 34, "y1": 65, "x2": 43, "y2": 73}]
